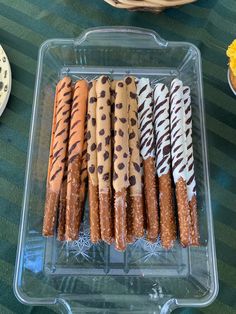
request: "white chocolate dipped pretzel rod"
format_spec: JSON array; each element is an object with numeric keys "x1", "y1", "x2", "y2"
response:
[
  {"x1": 183, "y1": 86, "x2": 199, "y2": 246},
  {"x1": 170, "y1": 78, "x2": 191, "y2": 247},
  {"x1": 137, "y1": 78, "x2": 159, "y2": 242},
  {"x1": 153, "y1": 83, "x2": 176, "y2": 249}
]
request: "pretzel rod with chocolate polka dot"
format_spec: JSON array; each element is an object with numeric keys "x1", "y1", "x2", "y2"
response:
[
  {"x1": 110, "y1": 80, "x2": 117, "y2": 134},
  {"x1": 43, "y1": 77, "x2": 73, "y2": 237},
  {"x1": 125, "y1": 76, "x2": 144, "y2": 239},
  {"x1": 113, "y1": 80, "x2": 129, "y2": 251},
  {"x1": 96, "y1": 76, "x2": 113, "y2": 244},
  {"x1": 153, "y1": 83, "x2": 176, "y2": 249},
  {"x1": 87, "y1": 81, "x2": 101, "y2": 243},
  {"x1": 110, "y1": 80, "x2": 118, "y2": 227},
  {"x1": 137, "y1": 78, "x2": 159, "y2": 243},
  {"x1": 65, "y1": 80, "x2": 88, "y2": 241},
  {"x1": 170, "y1": 79, "x2": 191, "y2": 247}
]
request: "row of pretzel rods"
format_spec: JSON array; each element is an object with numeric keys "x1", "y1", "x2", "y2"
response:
[{"x1": 43, "y1": 75, "x2": 199, "y2": 251}]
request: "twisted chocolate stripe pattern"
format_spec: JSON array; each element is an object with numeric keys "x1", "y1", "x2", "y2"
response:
[
  {"x1": 79, "y1": 118, "x2": 88, "y2": 209},
  {"x1": 183, "y1": 86, "x2": 196, "y2": 200},
  {"x1": 49, "y1": 77, "x2": 72, "y2": 184},
  {"x1": 153, "y1": 83, "x2": 171, "y2": 177},
  {"x1": 136, "y1": 78, "x2": 155, "y2": 159},
  {"x1": 170, "y1": 79, "x2": 188, "y2": 182}
]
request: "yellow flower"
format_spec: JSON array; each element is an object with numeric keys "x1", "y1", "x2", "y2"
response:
[
  {"x1": 229, "y1": 56, "x2": 236, "y2": 76},
  {"x1": 227, "y1": 39, "x2": 236, "y2": 58}
]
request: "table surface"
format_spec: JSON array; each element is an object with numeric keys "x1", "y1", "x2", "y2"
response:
[{"x1": 0, "y1": 0, "x2": 236, "y2": 313}]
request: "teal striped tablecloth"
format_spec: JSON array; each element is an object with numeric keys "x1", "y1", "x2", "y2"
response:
[{"x1": 0, "y1": 0, "x2": 236, "y2": 313}]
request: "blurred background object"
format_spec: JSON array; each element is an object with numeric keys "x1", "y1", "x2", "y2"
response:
[
  {"x1": 104, "y1": 0, "x2": 197, "y2": 13},
  {"x1": 0, "y1": 45, "x2": 11, "y2": 116}
]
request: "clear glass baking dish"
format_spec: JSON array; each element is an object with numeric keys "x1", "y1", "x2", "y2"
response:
[{"x1": 14, "y1": 27, "x2": 218, "y2": 314}]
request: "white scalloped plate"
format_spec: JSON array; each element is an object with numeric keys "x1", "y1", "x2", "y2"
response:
[
  {"x1": 228, "y1": 68, "x2": 236, "y2": 96},
  {"x1": 0, "y1": 45, "x2": 11, "y2": 116}
]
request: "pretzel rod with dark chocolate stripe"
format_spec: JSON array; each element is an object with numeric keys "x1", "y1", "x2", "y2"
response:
[
  {"x1": 183, "y1": 86, "x2": 199, "y2": 246},
  {"x1": 96, "y1": 76, "x2": 113, "y2": 244},
  {"x1": 137, "y1": 78, "x2": 159, "y2": 242},
  {"x1": 47, "y1": 84, "x2": 58, "y2": 186},
  {"x1": 65, "y1": 80, "x2": 88, "y2": 241},
  {"x1": 153, "y1": 83, "x2": 176, "y2": 249},
  {"x1": 113, "y1": 80, "x2": 129, "y2": 251},
  {"x1": 57, "y1": 85, "x2": 74, "y2": 241},
  {"x1": 125, "y1": 76, "x2": 144, "y2": 239},
  {"x1": 77, "y1": 120, "x2": 88, "y2": 228},
  {"x1": 43, "y1": 77, "x2": 72, "y2": 237},
  {"x1": 170, "y1": 79, "x2": 190, "y2": 247}
]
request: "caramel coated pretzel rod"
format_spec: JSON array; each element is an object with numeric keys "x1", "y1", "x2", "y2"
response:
[
  {"x1": 43, "y1": 77, "x2": 72, "y2": 237},
  {"x1": 65, "y1": 80, "x2": 88, "y2": 241}
]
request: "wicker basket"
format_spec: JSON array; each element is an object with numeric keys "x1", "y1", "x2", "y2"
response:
[{"x1": 104, "y1": 0, "x2": 196, "y2": 12}]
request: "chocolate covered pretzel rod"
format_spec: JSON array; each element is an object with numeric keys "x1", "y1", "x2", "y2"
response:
[
  {"x1": 170, "y1": 79, "x2": 190, "y2": 247},
  {"x1": 125, "y1": 76, "x2": 144, "y2": 239},
  {"x1": 153, "y1": 83, "x2": 176, "y2": 249},
  {"x1": 137, "y1": 78, "x2": 159, "y2": 242},
  {"x1": 87, "y1": 81, "x2": 101, "y2": 243},
  {"x1": 96, "y1": 76, "x2": 113, "y2": 244},
  {"x1": 43, "y1": 77, "x2": 72, "y2": 237},
  {"x1": 183, "y1": 86, "x2": 199, "y2": 246},
  {"x1": 65, "y1": 80, "x2": 88, "y2": 241},
  {"x1": 113, "y1": 80, "x2": 129, "y2": 251}
]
